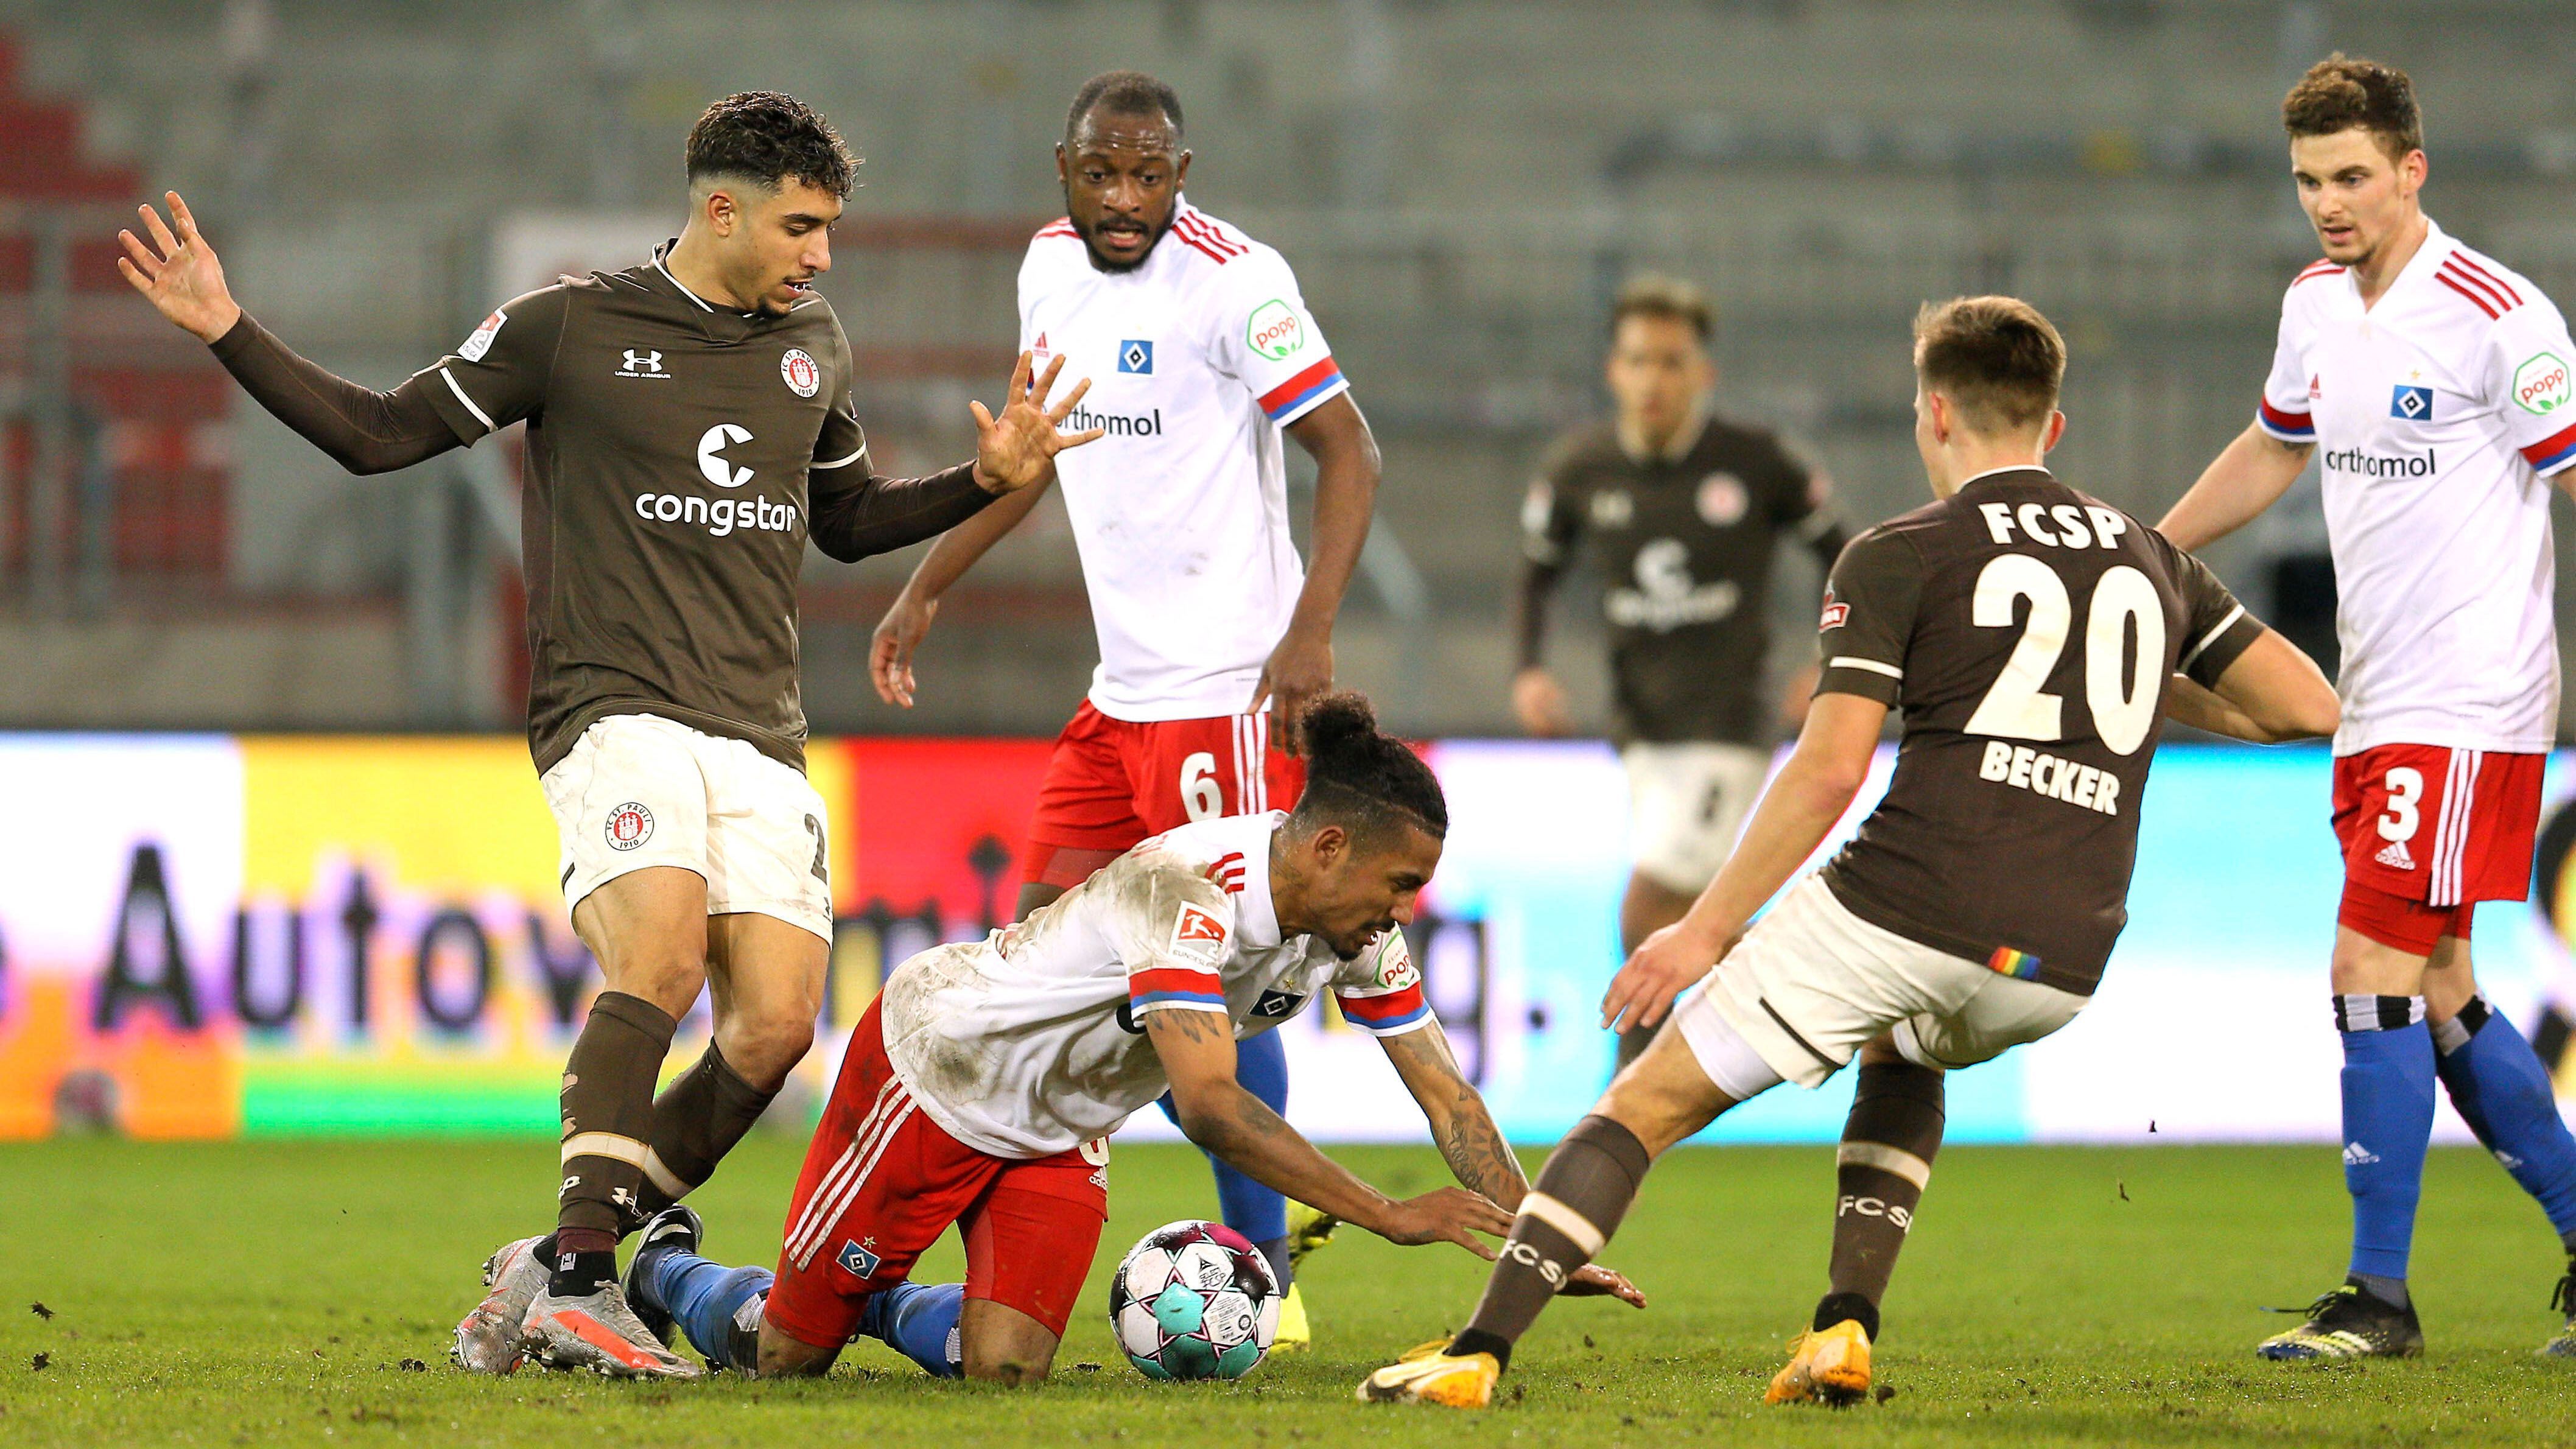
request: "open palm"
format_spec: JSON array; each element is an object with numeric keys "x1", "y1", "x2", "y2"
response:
[
  {"x1": 116, "y1": 192, "x2": 241, "y2": 343},
  {"x1": 971, "y1": 352, "x2": 1104, "y2": 493}
]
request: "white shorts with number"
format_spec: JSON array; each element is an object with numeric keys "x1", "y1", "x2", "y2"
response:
[
  {"x1": 1621, "y1": 741, "x2": 1774, "y2": 894},
  {"x1": 540, "y1": 713, "x2": 835, "y2": 942},
  {"x1": 1672, "y1": 875, "x2": 2088, "y2": 1090}
]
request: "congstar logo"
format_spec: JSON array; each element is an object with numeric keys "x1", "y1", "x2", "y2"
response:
[{"x1": 697, "y1": 424, "x2": 754, "y2": 489}]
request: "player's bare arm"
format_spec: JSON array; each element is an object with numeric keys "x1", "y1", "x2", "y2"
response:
[
  {"x1": 869, "y1": 477, "x2": 1052, "y2": 707},
  {"x1": 1603, "y1": 691, "x2": 1888, "y2": 1034},
  {"x1": 1254, "y1": 393, "x2": 1382, "y2": 754},
  {"x1": 1376, "y1": 1022, "x2": 1647, "y2": 1307},
  {"x1": 2157, "y1": 423, "x2": 2315, "y2": 551},
  {"x1": 1142, "y1": 1006, "x2": 1514, "y2": 1254},
  {"x1": 2163, "y1": 628, "x2": 2339, "y2": 743}
]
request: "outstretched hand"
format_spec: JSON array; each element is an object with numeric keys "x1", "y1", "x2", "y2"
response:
[
  {"x1": 1601, "y1": 919, "x2": 1733, "y2": 1034},
  {"x1": 116, "y1": 192, "x2": 241, "y2": 343},
  {"x1": 1560, "y1": 1261, "x2": 1648, "y2": 1308},
  {"x1": 972, "y1": 352, "x2": 1103, "y2": 494}
]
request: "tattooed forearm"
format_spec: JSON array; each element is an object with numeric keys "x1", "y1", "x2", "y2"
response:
[{"x1": 1437, "y1": 1086, "x2": 1529, "y2": 1207}]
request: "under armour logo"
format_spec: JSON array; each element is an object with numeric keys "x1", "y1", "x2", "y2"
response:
[{"x1": 619, "y1": 349, "x2": 667, "y2": 377}]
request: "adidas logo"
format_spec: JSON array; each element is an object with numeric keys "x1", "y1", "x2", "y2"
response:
[
  {"x1": 2374, "y1": 840, "x2": 2415, "y2": 871},
  {"x1": 2343, "y1": 1142, "x2": 2381, "y2": 1167}
]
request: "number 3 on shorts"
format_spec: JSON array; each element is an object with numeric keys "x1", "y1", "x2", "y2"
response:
[
  {"x1": 2378, "y1": 767, "x2": 2423, "y2": 843},
  {"x1": 1181, "y1": 752, "x2": 1224, "y2": 823}
]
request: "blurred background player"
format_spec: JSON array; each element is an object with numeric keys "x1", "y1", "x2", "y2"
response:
[
  {"x1": 1364, "y1": 295, "x2": 2339, "y2": 1409},
  {"x1": 1511, "y1": 275, "x2": 1850, "y2": 1069},
  {"x1": 866, "y1": 71, "x2": 1386, "y2": 1344},
  {"x1": 2157, "y1": 56, "x2": 2576, "y2": 1362},
  {"x1": 619, "y1": 695, "x2": 1638, "y2": 1382},
  {"x1": 117, "y1": 93, "x2": 1098, "y2": 1378}
]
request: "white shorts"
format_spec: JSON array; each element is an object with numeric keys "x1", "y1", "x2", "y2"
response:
[
  {"x1": 1673, "y1": 875, "x2": 2088, "y2": 1090},
  {"x1": 540, "y1": 713, "x2": 835, "y2": 942},
  {"x1": 1622, "y1": 741, "x2": 1772, "y2": 894}
]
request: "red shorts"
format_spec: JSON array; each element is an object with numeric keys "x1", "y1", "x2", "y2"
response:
[
  {"x1": 2330, "y1": 743, "x2": 2544, "y2": 956},
  {"x1": 1022, "y1": 701, "x2": 1306, "y2": 887},
  {"x1": 765, "y1": 998, "x2": 1109, "y2": 1348}
]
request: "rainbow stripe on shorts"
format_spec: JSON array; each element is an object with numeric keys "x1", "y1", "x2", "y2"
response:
[{"x1": 1985, "y1": 946, "x2": 2042, "y2": 981}]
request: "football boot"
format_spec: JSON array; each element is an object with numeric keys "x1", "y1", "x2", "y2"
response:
[
  {"x1": 450, "y1": 1235, "x2": 546, "y2": 1375},
  {"x1": 2540, "y1": 1261, "x2": 2576, "y2": 1360},
  {"x1": 1766, "y1": 1318, "x2": 1872, "y2": 1406},
  {"x1": 2255, "y1": 1281, "x2": 2424, "y2": 1361},
  {"x1": 522, "y1": 1279, "x2": 702, "y2": 1379},
  {"x1": 1356, "y1": 1339, "x2": 1499, "y2": 1407},
  {"x1": 622, "y1": 1205, "x2": 704, "y2": 1352}
]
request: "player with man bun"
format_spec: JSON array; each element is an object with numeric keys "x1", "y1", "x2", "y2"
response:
[
  {"x1": 2158, "y1": 55, "x2": 2576, "y2": 1361},
  {"x1": 869, "y1": 70, "x2": 1388, "y2": 1344},
  {"x1": 618, "y1": 695, "x2": 1643, "y2": 1383}
]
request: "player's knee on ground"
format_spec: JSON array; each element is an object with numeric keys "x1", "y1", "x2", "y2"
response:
[
  {"x1": 959, "y1": 1298, "x2": 1060, "y2": 1386},
  {"x1": 756, "y1": 1317, "x2": 841, "y2": 1379}
]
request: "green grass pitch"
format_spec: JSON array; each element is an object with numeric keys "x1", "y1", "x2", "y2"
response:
[{"x1": 1, "y1": 1137, "x2": 2571, "y2": 1447}]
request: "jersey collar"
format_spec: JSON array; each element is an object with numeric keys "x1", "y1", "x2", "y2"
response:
[
  {"x1": 1957, "y1": 463, "x2": 2053, "y2": 491},
  {"x1": 2348, "y1": 215, "x2": 2450, "y2": 311},
  {"x1": 1616, "y1": 409, "x2": 1708, "y2": 466},
  {"x1": 647, "y1": 239, "x2": 774, "y2": 340}
]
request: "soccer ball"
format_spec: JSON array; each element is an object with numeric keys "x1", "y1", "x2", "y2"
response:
[{"x1": 1107, "y1": 1219, "x2": 1279, "y2": 1381}]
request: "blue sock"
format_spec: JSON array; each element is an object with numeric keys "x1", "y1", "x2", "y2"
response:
[
  {"x1": 856, "y1": 1280, "x2": 964, "y2": 1378},
  {"x1": 1156, "y1": 1029, "x2": 1295, "y2": 1291},
  {"x1": 2435, "y1": 996, "x2": 2576, "y2": 1245},
  {"x1": 2337, "y1": 995, "x2": 2437, "y2": 1284},
  {"x1": 635, "y1": 1246, "x2": 771, "y2": 1372}
]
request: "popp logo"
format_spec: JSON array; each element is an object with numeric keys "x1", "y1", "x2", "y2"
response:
[
  {"x1": 697, "y1": 423, "x2": 754, "y2": 488},
  {"x1": 1246, "y1": 300, "x2": 1305, "y2": 362},
  {"x1": 2514, "y1": 353, "x2": 2571, "y2": 416}
]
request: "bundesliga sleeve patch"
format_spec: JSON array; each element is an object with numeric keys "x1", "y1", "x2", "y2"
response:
[
  {"x1": 1168, "y1": 902, "x2": 1230, "y2": 966},
  {"x1": 458, "y1": 309, "x2": 506, "y2": 362}
]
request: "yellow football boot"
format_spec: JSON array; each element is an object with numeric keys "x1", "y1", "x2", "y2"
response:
[
  {"x1": 1766, "y1": 1319, "x2": 1872, "y2": 1406},
  {"x1": 1356, "y1": 1339, "x2": 1500, "y2": 1407},
  {"x1": 1272, "y1": 1283, "x2": 1311, "y2": 1350}
]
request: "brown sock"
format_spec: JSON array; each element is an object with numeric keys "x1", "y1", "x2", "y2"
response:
[
  {"x1": 556, "y1": 991, "x2": 678, "y2": 1247},
  {"x1": 627, "y1": 1042, "x2": 779, "y2": 1229},
  {"x1": 1453, "y1": 1115, "x2": 1652, "y2": 1369},
  {"x1": 1824, "y1": 1059, "x2": 1945, "y2": 1327}
]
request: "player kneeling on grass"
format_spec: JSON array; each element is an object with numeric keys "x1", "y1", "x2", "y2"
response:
[
  {"x1": 620, "y1": 693, "x2": 1642, "y2": 1383},
  {"x1": 1361, "y1": 296, "x2": 2342, "y2": 1409}
]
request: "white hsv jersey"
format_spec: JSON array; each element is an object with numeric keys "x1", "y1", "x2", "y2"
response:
[
  {"x1": 1019, "y1": 202, "x2": 1351, "y2": 721},
  {"x1": 878, "y1": 812, "x2": 1430, "y2": 1159},
  {"x1": 2257, "y1": 219, "x2": 2576, "y2": 756}
]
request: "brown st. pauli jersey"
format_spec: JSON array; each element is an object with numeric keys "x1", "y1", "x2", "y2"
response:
[
  {"x1": 418, "y1": 253, "x2": 969, "y2": 775},
  {"x1": 1523, "y1": 416, "x2": 1839, "y2": 745},
  {"x1": 1811, "y1": 466, "x2": 2264, "y2": 995}
]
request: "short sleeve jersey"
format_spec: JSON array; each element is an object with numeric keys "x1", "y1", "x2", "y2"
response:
[
  {"x1": 1813, "y1": 468, "x2": 2263, "y2": 995},
  {"x1": 876, "y1": 812, "x2": 1430, "y2": 1158},
  {"x1": 2255, "y1": 219, "x2": 2576, "y2": 757},
  {"x1": 1017, "y1": 202, "x2": 1351, "y2": 721},
  {"x1": 418, "y1": 248, "x2": 875, "y2": 775},
  {"x1": 1522, "y1": 416, "x2": 1836, "y2": 744}
]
